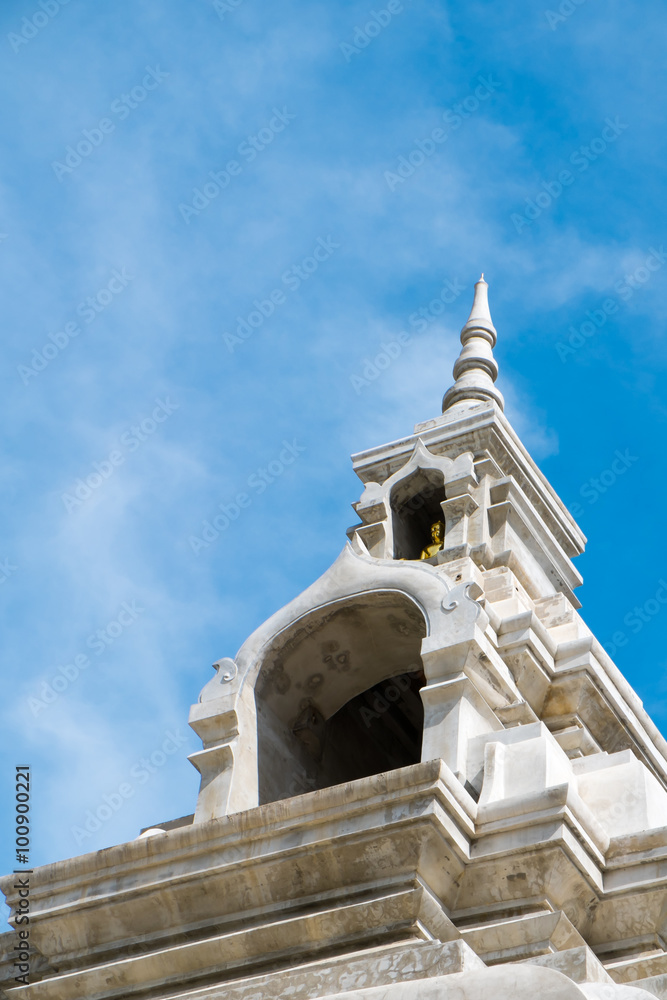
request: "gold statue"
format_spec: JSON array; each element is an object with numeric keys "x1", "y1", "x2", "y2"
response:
[{"x1": 420, "y1": 520, "x2": 445, "y2": 560}]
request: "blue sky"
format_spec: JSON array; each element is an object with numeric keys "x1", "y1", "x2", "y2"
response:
[{"x1": 1, "y1": 0, "x2": 666, "y2": 902}]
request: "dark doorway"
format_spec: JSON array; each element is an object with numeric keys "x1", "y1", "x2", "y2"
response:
[{"x1": 320, "y1": 669, "x2": 425, "y2": 783}]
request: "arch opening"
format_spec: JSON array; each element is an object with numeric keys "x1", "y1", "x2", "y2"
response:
[
  {"x1": 255, "y1": 592, "x2": 427, "y2": 805},
  {"x1": 390, "y1": 469, "x2": 447, "y2": 560}
]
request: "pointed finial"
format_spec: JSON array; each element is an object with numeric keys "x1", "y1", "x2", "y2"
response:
[{"x1": 441, "y1": 276, "x2": 504, "y2": 413}]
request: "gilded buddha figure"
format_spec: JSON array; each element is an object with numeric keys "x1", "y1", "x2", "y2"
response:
[{"x1": 419, "y1": 520, "x2": 445, "y2": 560}]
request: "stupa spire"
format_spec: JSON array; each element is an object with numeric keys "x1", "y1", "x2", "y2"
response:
[{"x1": 441, "y1": 274, "x2": 504, "y2": 413}]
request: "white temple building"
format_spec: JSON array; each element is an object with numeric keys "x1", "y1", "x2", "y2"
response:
[{"x1": 3, "y1": 278, "x2": 667, "y2": 1000}]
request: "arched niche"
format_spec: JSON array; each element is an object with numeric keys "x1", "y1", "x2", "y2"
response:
[
  {"x1": 254, "y1": 591, "x2": 427, "y2": 805},
  {"x1": 189, "y1": 544, "x2": 496, "y2": 821},
  {"x1": 389, "y1": 467, "x2": 447, "y2": 560}
]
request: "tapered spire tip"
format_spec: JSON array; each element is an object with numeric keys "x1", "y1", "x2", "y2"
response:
[{"x1": 441, "y1": 276, "x2": 504, "y2": 414}]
